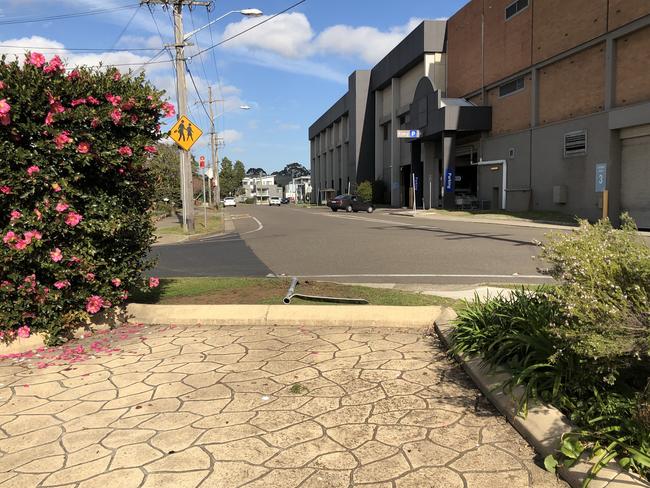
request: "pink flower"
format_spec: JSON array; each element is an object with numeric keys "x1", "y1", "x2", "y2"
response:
[
  {"x1": 14, "y1": 240, "x2": 27, "y2": 250},
  {"x1": 0, "y1": 186, "x2": 10, "y2": 194},
  {"x1": 118, "y1": 146, "x2": 132, "y2": 157},
  {"x1": 24, "y1": 230, "x2": 42, "y2": 241},
  {"x1": 90, "y1": 117, "x2": 100, "y2": 128},
  {"x1": 27, "y1": 165, "x2": 40, "y2": 176},
  {"x1": 143, "y1": 145, "x2": 158, "y2": 154},
  {"x1": 111, "y1": 278, "x2": 122, "y2": 287},
  {"x1": 87, "y1": 96, "x2": 100, "y2": 105},
  {"x1": 0, "y1": 81, "x2": 5, "y2": 90},
  {"x1": 149, "y1": 277, "x2": 160, "y2": 289},
  {"x1": 3, "y1": 231, "x2": 17, "y2": 244},
  {"x1": 43, "y1": 55, "x2": 64, "y2": 74},
  {"x1": 85, "y1": 295, "x2": 104, "y2": 314},
  {"x1": 54, "y1": 280, "x2": 70, "y2": 289},
  {"x1": 55, "y1": 202, "x2": 69, "y2": 213},
  {"x1": 0, "y1": 114, "x2": 10, "y2": 126},
  {"x1": 50, "y1": 248, "x2": 63, "y2": 262},
  {"x1": 110, "y1": 108, "x2": 122, "y2": 125},
  {"x1": 69, "y1": 256, "x2": 81, "y2": 265},
  {"x1": 10, "y1": 210, "x2": 21, "y2": 221},
  {"x1": 161, "y1": 102, "x2": 175, "y2": 117},
  {"x1": 77, "y1": 142, "x2": 91, "y2": 154},
  {"x1": 16, "y1": 326, "x2": 30, "y2": 338},
  {"x1": 52, "y1": 183, "x2": 62, "y2": 192},
  {"x1": 44, "y1": 112, "x2": 54, "y2": 126},
  {"x1": 34, "y1": 208, "x2": 42, "y2": 221},
  {"x1": 27, "y1": 52, "x2": 46, "y2": 68},
  {"x1": 122, "y1": 98, "x2": 135, "y2": 111},
  {"x1": 54, "y1": 131, "x2": 71, "y2": 150},
  {"x1": 65, "y1": 211, "x2": 82, "y2": 227},
  {"x1": 106, "y1": 94, "x2": 122, "y2": 106},
  {"x1": 85, "y1": 272, "x2": 95, "y2": 282},
  {"x1": 130, "y1": 114, "x2": 139, "y2": 124},
  {"x1": 0, "y1": 99, "x2": 11, "y2": 115},
  {"x1": 113, "y1": 71, "x2": 122, "y2": 81},
  {"x1": 121, "y1": 291, "x2": 129, "y2": 301},
  {"x1": 67, "y1": 70, "x2": 80, "y2": 80},
  {"x1": 70, "y1": 98, "x2": 87, "y2": 107}
]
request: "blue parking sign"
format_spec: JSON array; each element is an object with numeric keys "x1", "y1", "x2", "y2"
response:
[{"x1": 445, "y1": 169, "x2": 455, "y2": 192}]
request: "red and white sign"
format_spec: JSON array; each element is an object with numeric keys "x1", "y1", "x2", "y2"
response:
[{"x1": 199, "y1": 155, "x2": 205, "y2": 169}]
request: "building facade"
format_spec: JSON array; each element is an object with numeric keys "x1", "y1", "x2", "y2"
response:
[
  {"x1": 284, "y1": 176, "x2": 312, "y2": 203},
  {"x1": 241, "y1": 175, "x2": 282, "y2": 203},
  {"x1": 308, "y1": 1, "x2": 650, "y2": 228}
]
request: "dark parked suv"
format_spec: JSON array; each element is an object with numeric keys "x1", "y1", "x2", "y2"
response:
[{"x1": 328, "y1": 194, "x2": 375, "y2": 213}]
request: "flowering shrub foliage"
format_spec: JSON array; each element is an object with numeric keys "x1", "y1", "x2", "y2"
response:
[{"x1": 0, "y1": 53, "x2": 172, "y2": 345}]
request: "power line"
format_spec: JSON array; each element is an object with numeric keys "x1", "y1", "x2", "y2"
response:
[
  {"x1": 0, "y1": 4, "x2": 139, "y2": 26},
  {"x1": 189, "y1": 0, "x2": 308, "y2": 59},
  {"x1": 186, "y1": 63, "x2": 211, "y2": 121},
  {"x1": 110, "y1": 4, "x2": 143, "y2": 49},
  {"x1": 0, "y1": 45, "x2": 160, "y2": 52}
]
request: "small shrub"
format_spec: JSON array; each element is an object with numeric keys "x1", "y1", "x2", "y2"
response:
[
  {"x1": 357, "y1": 180, "x2": 372, "y2": 202},
  {"x1": 244, "y1": 198, "x2": 255, "y2": 204}
]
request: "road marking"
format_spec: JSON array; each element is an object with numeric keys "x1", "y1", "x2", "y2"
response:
[
  {"x1": 289, "y1": 273, "x2": 552, "y2": 280},
  {"x1": 241, "y1": 216, "x2": 264, "y2": 235}
]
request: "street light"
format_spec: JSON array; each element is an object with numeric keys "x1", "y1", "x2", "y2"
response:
[{"x1": 183, "y1": 8, "x2": 264, "y2": 42}]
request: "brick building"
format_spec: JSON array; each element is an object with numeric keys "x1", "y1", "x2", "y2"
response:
[{"x1": 309, "y1": 0, "x2": 650, "y2": 227}]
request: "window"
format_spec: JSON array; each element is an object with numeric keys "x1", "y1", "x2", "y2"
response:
[
  {"x1": 505, "y1": 0, "x2": 528, "y2": 20},
  {"x1": 564, "y1": 130, "x2": 587, "y2": 158},
  {"x1": 383, "y1": 124, "x2": 389, "y2": 141},
  {"x1": 498, "y1": 76, "x2": 525, "y2": 97}
]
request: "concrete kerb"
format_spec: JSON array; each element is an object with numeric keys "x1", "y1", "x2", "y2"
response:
[
  {"x1": 125, "y1": 303, "x2": 443, "y2": 329},
  {"x1": 434, "y1": 309, "x2": 650, "y2": 488},
  {"x1": 152, "y1": 212, "x2": 235, "y2": 246}
]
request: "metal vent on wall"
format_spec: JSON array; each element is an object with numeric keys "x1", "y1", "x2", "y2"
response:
[{"x1": 564, "y1": 130, "x2": 587, "y2": 158}]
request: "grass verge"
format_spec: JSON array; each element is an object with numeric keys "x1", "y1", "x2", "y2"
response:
[
  {"x1": 156, "y1": 210, "x2": 224, "y2": 236},
  {"x1": 130, "y1": 277, "x2": 459, "y2": 307},
  {"x1": 424, "y1": 209, "x2": 578, "y2": 225}
]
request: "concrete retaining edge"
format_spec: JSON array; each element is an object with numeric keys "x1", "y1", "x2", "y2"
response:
[
  {"x1": 125, "y1": 303, "x2": 442, "y2": 329},
  {"x1": 434, "y1": 309, "x2": 650, "y2": 488}
]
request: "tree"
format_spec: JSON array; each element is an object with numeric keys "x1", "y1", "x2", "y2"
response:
[
  {"x1": 144, "y1": 143, "x2": 180, "y2": 206},
  {"x1": 274, "y1": 162, "x2": 309, "y2": 177},
  {"x1": 0, "y1": 52, "x2": 169, "y2": 344},
  {"x1": 357, "y1": 181, "x2": 373, "y2": 202},
  {"x1": 233, "y1": 160, "x2": 246, "y2": 194},
  {"x1": 246, "y1": 167, "x2": 266, "y2": 176},
  {"x1": 219, "y1": 157, "x2": 236, "y2": 197}
]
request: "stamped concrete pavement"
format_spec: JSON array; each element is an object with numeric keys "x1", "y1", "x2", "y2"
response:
[{"x1": 0, "y1": 323, "x2": 566, "y2": 487}]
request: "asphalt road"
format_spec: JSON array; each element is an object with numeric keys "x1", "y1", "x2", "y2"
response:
[{"x1": 151, "y1": 205, "x2": 561, "y2": 285}]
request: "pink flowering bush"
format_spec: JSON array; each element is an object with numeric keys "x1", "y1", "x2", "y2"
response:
[{"x1": 0, "y1": 52, "x2": 173, "y2": 344}]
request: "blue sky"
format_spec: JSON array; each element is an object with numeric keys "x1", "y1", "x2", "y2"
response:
[{"x1": 0, "y1": 0, "x2": 467, "y2": 173}]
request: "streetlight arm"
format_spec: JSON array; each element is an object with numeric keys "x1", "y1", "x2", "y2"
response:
[
  {"x1": 183, "y1": 10, "x2": 238, "y2": 41},
  {"x1": 183, "y1": 8, "x2": 263, "y2": 41}
]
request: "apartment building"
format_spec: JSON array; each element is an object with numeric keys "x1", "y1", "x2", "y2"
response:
[
  {"x1": 308, "y1": 1, "x2": 650, "y2": 228},
  {"x1": 241, "y1": 175, "x2": 282, "y2": 203}
]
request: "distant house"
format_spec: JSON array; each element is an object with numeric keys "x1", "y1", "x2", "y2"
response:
[
  {"x1": 241, "y1": 175, "x2": 282, "y2": 203},
  {"x1": 284, "y1": 175, "x2": 312, "y2": 203}
]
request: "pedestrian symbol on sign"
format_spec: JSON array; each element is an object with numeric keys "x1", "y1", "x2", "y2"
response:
[{"x1": 169, "y1": 115, "x2": 203, "y2": 151}]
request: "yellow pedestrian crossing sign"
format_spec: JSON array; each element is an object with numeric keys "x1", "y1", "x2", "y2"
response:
[{"x1": 169, "y1": 115, "x2": 202, "y2": 151}]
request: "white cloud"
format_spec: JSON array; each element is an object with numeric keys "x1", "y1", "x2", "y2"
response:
[
  {"x1": 221, "y1": 129, "x2": 243, "y2": 144},
  {"x1": 217, "y1": 14, "x2": 427, "y2": 78},
  {"x1": 221, "y1": 13, "x2": 313, "y2": 59},
  {"x1": 314, "y1": 18, "x2": 424, "y2": 64}
]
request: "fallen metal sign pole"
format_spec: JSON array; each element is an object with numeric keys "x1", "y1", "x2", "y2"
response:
[{"x1": 283, "y1": 277, "x2": 369, "y2": 305}]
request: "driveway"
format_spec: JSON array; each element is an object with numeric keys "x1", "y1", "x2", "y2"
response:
[{"x1": 0, "y1": 323, "x2": 565, "y2": 487}]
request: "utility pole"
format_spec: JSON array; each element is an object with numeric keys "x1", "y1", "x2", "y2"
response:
[
  {"x1": 142, "y1": 0, "x2": 210, "y2": 232},
  {"x1": 207, "y1": 86, "x2": 220, "y2": 207}
]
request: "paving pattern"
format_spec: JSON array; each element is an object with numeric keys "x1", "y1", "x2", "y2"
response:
[{"x1": 0, "y1": 323, "x2": 567, "y2": 487}]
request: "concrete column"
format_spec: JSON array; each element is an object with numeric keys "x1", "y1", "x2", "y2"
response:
[
  {"x1": 442, "y1": 132, "x2": 456, "y2": 209},
  {"x1": 374, "y1": 91, "x2": 383, "y2": 185},
  {"x1": 422, "y1": 141, "x2": 437, "y2": 209},
  {"x1": 390, "y1": 77, "x2": 401, "y2": 207}
]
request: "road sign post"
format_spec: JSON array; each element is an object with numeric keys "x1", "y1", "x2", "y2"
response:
[{"x1": 199, "y1": 156, "x2": 207, "y2": 228}]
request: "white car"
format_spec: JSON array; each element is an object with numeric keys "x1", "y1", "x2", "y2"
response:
[
  {"x1": 223, "y1": 197, "x2": 236, "y2": 207},
  {"x1": 269, "y1": 196, "x2": 281, "y2": 206}
]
